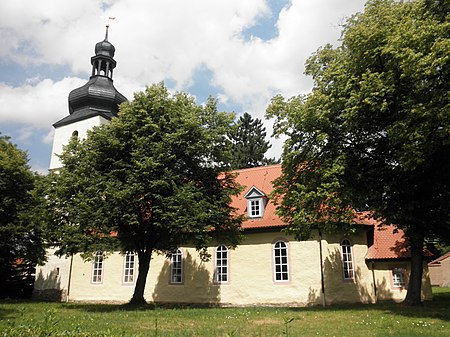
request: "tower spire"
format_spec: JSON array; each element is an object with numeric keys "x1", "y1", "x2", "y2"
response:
[
  {"x1": 105, "y1": 24, "x2": 109, "y2": 41},
  {"x1": 104, "y1": 16, "x2": 115, "y2": 41}
]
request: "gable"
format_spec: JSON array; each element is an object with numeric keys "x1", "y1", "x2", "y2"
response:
[{"x1": 244, "y1": 186, "x2": 265, "y2": 199}]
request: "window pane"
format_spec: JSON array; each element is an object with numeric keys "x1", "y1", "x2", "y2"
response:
[
  {"x1": 92, "y1": 251, "x2": 103, "y2": 283},
  {"x1": 341, "y1": 240, "x2": 354, "y2": 280},
  {"x1": 393, "y1": 268, "x2": 405, "y2": 287},
  {"x1": 273, "y1": 241, "x2": 289, "y2": 282},
  {"x1": 249, "y1": 199, "x2": 261, "y2": 217},
  {"x1": 215, "y1": 245, "x2": 228, "y2": 283},
  {"x1": 170, "y1": 249, "x2": 183, "y2": 284},
  {"x1": 123, "y1": 252, "x2": 135, "y2": 283}
]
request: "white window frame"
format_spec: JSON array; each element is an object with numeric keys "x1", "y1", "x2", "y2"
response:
[
  {"x1": 244, "y1": 186, "x2": 266, "y2": 219},
  {"x1": 273, "y1": 240, "x2": 289, "y2": 282},
  {"x1": 392, "y1": 268, "x2": 406, "y2": 288},
  {"x1": 341, "y1": 239, "x2": 355, "y2": 280},
  {"x1": 170, "y1": 249, "x2": 183, "y2": 284},
  {"x1": 92, "y1": 251, "x2": 104, "y2": 284},
  {"x1": 249, "y1": 198, "x2": 262, "y2": 218},
  {"x1": 215, "y1": 245, "x2": 228, "y2": 283},
  {"x1": 123, "y1": 252, "x2": 135, "y2": 284}
]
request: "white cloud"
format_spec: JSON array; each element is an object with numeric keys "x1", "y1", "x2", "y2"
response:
[
  {"x1": 16, "y1": 126, "x2": 35, "y2": 142},
  {"x1": 42, "y1": 128, "x2": 55, "y2": 145},
  {"x1": 0, "y1": 77, "x2": 85, "y2": 128},
  {"x1": 0, "y1": 0, "x2": 367, "y2": 166}
]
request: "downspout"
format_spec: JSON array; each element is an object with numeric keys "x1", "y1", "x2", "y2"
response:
[
  {"x1": 66, "y1": 255, "x2": 74, "y2": 303},
  {"x1": 371, "y1": 260, "x2": 377, "y2": 303},
  {"x1": 318, "y1": 229, "x2": 326, "y2": 307}
]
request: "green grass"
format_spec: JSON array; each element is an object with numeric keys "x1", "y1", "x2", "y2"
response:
[{"x1": 1, "y1": 288, "x2": 449, "y2": 336}]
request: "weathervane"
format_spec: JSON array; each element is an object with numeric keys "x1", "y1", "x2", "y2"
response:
[{"x1": 100, "y1": 16, "x2": 116, "y2": 41}]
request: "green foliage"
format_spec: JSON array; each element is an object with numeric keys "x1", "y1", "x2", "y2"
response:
[
  {"x1": 45, "y1": 83, "x2": 243, "y2": 302},
  {"x1": 228, "y1": 112, "x2": 276, "y2": 169},
  {"x1": 1, "y1": 290, "x2": 450, "y2": 336},
  {"x1": 0, "y1": 135, "x2": 46, "y2": 298},
  {"x1": 267, "y1": 0, "x2": 450, "y2": 304},
  {"x1": 426, "y1": 239, "x2": 450, "y2": 258}
]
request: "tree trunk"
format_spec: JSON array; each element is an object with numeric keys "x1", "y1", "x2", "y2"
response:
[
  {"x1": 403, "y1": 235, "x2": 424, "y2": 306},
  {"x1": 129, "y1": 249, "x2": 152, "y2": 305}
]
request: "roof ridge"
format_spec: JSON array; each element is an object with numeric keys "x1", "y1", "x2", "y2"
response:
[{"x1": 232, "y1": 164, "x2": 281, "y2": 174}]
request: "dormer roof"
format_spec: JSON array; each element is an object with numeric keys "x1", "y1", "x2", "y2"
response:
[
  {"x1": 244, "y1": 186, "x2": 266, "y2": 199},
  {"x1": 230, "y1": 164, "x2": 283, "y2": 230}
]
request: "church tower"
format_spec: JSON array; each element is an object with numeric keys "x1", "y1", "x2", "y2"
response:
[
  {"x1": 49, "y1": 25, "x2": 127, "y2": 170},
  {"x1": 34, "y1": 25, "x2": 127, "y2": 301}
]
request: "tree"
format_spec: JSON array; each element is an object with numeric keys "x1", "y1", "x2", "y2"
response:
[
  {"x1": 228, "y1": 112, "x2": 276, "y2": 169},
  {"x1": 267, "y1": 0, "x2": 450, "y2": 306},
  {"x1": 0, "y1": 135, "x2": 46, "y2": 298},
  {"x1": 45, "y1": 83, "x2": 243, "y2": 305}
]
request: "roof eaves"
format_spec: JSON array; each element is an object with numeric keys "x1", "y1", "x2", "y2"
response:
[{"x1": 428, "y1": 251, "x2": 450, "y2": 265}]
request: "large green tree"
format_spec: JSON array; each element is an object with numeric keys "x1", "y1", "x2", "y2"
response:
[
  {"x1": 0, "y1": 135, "x2": 46, "y2": 298},
  {"x1": 45, "y1": 83, "x2": 243, "y2": 305},
  {"x1": 228, "y1": 112, "x2": 276, "y2": 169},
  {"x1": 267, "y1": 0, "x2": 449, "y2": 306}
]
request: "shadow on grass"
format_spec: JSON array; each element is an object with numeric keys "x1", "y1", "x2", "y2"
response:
[
  {"x1": 0, "y1": 306, "x2": 20, "y2": 321},
  {"x1": 285, "y1": 289, "x2": 450, "y2": 322},
  {"x1": 3, "y1": 289, "x2": 450, "y2": 323},
  {"x1": 61, "y1": 301, "x2": 221, "y2": 313}
]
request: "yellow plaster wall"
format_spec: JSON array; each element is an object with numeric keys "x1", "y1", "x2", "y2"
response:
[
  {"x1": 429, "y1": 257, "x2": 450, "y2": 287},
  {"x1": 65, "y1": 229, "x2": 430, "y2": 306},
  {"x1": 371, "y1": 261, "x2": 432, "y2": 302},
  {"x1": 320, "y1": 232, "x2": 376, "y2": 305},
  {"x1": 69, "y1": 253, "x2": 135, "y2": 302},
  {"x1": 34, "y1": 248, "x2": 71, "y2": 301},
  {"x1": 68, "y1": 232, "x2": 324, "y2": 305}
]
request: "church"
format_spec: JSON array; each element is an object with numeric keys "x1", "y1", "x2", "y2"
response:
[{"x1": 34, "y1": 28, "x2": 432, "y2": 306}]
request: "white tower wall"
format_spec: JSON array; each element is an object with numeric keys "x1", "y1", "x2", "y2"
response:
[{"x1": 49, "y1": 116, "x2": 111, "y2": 170}]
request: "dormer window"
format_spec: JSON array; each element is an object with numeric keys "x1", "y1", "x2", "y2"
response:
[
  {"x1": 250, "y1": 199, "x2": 262, "y2": 217},
  {"x1": 244, "y1": 186, "x2": 266, "y2": 218}
]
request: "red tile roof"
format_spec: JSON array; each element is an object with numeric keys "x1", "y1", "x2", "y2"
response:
[
  {"x1": 231, "y1": 164, "x2": 426, "y2": 261},
  {"x1": 230, "y1": 164, "x2": 284, "y2": 229},
  {"x1": 230, "y1": 165, "x2": 380, "y2": 230},
  {"x1": 428, "y1": 251, "x2": 450, "y2": 265},
  {"x1": 365, "y1": 225, "x2": 410, "y2": 259}
]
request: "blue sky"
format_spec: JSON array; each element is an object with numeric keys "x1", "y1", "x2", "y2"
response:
[{"x1": 0, "y1": 0, "x2": 366, "y2": 173}]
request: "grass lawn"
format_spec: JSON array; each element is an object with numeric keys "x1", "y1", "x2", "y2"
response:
[{"x1": 1, "y1": 287, "x2": 449, "y2": 336}]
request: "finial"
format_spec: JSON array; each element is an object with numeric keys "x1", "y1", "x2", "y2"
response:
[
  {"x1": 101, "y1": 16, "x2": 116, "y2": 41},
  {"x1": 105, "y1": 24, "x2": 109, "y2": 41}
]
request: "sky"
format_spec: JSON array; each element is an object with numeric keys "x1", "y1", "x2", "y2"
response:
[{"x1": 0, "y1": 0, "x2": 367, "y2": 174}]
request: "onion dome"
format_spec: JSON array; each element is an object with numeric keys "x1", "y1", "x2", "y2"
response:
[
  {"x1": 54, "y1": 25, "x2": 127, "y2": 128},
  {"x1": 95, "y1": 39, "x2": 115, "y2": 58}
]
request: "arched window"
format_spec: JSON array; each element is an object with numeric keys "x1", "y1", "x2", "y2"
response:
[
  {"x1": 273, "y1": 240, "x2": 289, "y2": 282},
  {"x1": 170, "y1": 249, "x2": 183, "y2": 284},
  {"x1": 341, "y1": 239, "x2": 354, "y2": 280},
  {"x1": 92, "y1": 251, "x2": 103, "y2": 283},
  {"x1": 215, "y1": 245, "x2": 228, "y2": 283},
  {"x1": 123, "y1": 252, "x2": 135, "y2": 284}
]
